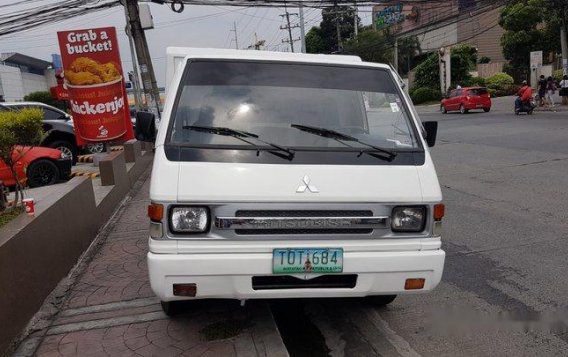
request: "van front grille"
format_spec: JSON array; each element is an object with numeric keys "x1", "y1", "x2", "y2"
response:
[
  {"x1": 236, "y1": 210, "x2": 373, "y2": 217},
  {"x1": 233, "y1": 210, "x2": 374, "y2": 235}
]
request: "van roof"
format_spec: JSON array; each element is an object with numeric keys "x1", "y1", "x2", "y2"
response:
[{"x1": 166, "y1": 47, "x2": 389, "y2": 67}]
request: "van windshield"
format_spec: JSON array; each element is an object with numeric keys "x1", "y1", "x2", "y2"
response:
[{"x1": 168, "y1": 60, "x2": 420, "y2": 151}]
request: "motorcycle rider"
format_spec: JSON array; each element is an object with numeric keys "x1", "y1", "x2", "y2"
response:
[{"x1": 515, "y1": 80, "x2": 533, "y2": 111}]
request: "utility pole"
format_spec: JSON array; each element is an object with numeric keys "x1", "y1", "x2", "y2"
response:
[
  {"x1": 247, "y1": 33, "x2": 266, "y2": 50},
  {"x1": 334, "y1": 3, "x2": 342, "y2": 52},
  {"x1": 280, "y1": 7, "x2": 299, "y2": 52},
  {"x1": 123, "y1": 4, "x2": 142, "y2": 112},
  {"x1": 562, "y1": 24, "x2": 568, "y2": 75},
  {"x1": 353, "y1": 1, "x2": 358, "y2": 38},
  {"x1": 394, "y1": 38, "x2": 399, "y2": 73},
  {"x1": 299, "y1": 4, "x2": 306, "y2": 53},
  {"x1": 124, "y1": 0, "x2": 161, "y2": 119},
  {"x1": 231, "y1": 21, "x2": 239, "y2": 50}
]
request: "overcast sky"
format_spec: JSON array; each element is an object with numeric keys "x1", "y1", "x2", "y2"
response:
[{"x1": 0, "y1": 2, "x2": 374, "y2": 86}]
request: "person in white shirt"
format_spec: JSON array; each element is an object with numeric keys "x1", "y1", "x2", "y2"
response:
[{"x1": 559, "y1": 75, "x2": 568, "y2": 105}]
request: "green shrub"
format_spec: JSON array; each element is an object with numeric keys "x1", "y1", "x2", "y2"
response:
[
  {"x1": 462, "y1": 77, "x2": 487, "y2": 87},
  {"x1": 486, "y1": 72, "x2": 514, "y2": 89},
  {"x1": 488, "y1": 88, "x2": 497, "y2": 97},
  {"x1": 23, "y1": 91, "x2": 66, "y2": 111},
  {"x1": 410, "y1": 87, "x2": 442, "y2": 105},
  {"x1": 553, "y1": 69, "x2": 564, "y2": 82},
  {"x1": 478, "y1": 56, "x2": 491, "y2": 64},
  {"x1": 414, "y1": 53, "x2": 440, "y2": 89},
  {"x1": 0, "y1": 108, "x2": 44, "y2": 207}
]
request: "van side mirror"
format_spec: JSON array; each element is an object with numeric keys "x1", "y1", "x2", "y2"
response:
[
  {"x1": 135, "y1": 111, "x2": 156, "y2": 143},
  {"x1": 423, "y1": 121, "x2": 438, "y2": 147}
]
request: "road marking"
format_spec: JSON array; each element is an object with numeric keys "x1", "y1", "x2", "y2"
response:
[
  {"x1": 58, "y1": 297, "x2": 159, "y2": 317},
  {"x1": 365, "y1": 308, "x2": 422, "y2": 357},
  {"x1": 47, "y1": 311, "x2": 166, "y2": 336}
]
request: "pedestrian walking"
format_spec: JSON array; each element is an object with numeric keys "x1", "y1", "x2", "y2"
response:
[
  {"x1": 559, "y1": 75, "x2": 568, "y2": 105},
  {"x1": 538, "y1": 75, "x2": 547, "y2": 106},
  {"x1": 545, "y1": 76, "x2": 556, "y2": 107}
]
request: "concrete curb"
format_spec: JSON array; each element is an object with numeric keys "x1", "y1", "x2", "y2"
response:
[{"x1": 0, "y1": 142, "x2": 153, "y2": 356}]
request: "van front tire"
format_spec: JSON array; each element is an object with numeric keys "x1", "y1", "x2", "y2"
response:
[
  {"x1": 161, "y1": 301, "x2": 182, "y2": 316},
  {"x1": 366, "y1": 295, "x2": 397, "y2": 307}
]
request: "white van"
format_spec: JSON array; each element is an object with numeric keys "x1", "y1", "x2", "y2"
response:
[{"x1": 137, "y1": 48, "x2": 445, "y2": 315}]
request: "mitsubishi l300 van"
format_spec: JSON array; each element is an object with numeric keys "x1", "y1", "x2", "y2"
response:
[{"x1": 136, "y1": 48, "x2": 445, "y2": 315}]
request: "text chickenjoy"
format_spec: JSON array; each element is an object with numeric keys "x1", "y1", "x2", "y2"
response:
[
  {"x1": 70, "y1": 97, "x2": 124, "y2": 116},
  {"x1": 65, "y1": 29, "x2": 113, "y2": 55}
]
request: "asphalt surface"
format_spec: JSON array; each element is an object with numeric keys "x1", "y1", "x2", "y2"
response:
[{"x1": 284, "y1": 99, "x2": 568, "y2": 356}]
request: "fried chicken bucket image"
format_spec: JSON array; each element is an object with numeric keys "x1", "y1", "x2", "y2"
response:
[{"x1": 64, "y1": 57, "x2": 128, "y2": 141}]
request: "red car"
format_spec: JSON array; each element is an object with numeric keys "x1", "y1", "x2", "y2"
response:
[
  {"x1": 0, "y1": 147, "x2": 72, "y2": 188},
  {"x1": 440, "y1": 87, "x2": 492, "y2": 114}
]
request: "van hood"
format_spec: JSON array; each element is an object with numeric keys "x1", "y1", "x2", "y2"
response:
[
  {"x1": 176, "y1": 163, "x2": 424, "y2": 203},
  {"x1": 149, "y1": 147, "x2": 441, "y2": 203}
]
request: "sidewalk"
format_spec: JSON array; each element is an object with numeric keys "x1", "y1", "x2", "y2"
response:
[{"x1": 14, "y1": 170, "x2": 288, "y2": 357}]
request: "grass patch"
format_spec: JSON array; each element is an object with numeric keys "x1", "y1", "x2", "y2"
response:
[
  {"x1": 199, "y1": 319, "x2": 251, "y2": 341},
  {"x1": 0, "y1": 206, "x2": 24, "y2": 228}
]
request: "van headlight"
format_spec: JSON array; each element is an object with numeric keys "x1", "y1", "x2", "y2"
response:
[
  {"x1": 170, "y1": 207, "x2": 209, "y2": 233},
  {"x1": 391, "y1": 206, "x2": 426, "y2": 232}
]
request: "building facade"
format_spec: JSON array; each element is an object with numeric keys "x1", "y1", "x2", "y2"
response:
[
  {"x1": 0, "y1": 53, "x2": 55, "y2": 102},
  {"x1": 372, "y1": 0, "x2": 505, "y2": 63}
]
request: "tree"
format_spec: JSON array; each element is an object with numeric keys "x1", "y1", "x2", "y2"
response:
[
  {"x1": 0, "y1": 108, "x2": 44, "y2": 208},
  {"x1": 306, "y1": 6, "x2": 360, "y2": 53},
  {"x1": 414, "y1": 53, "x2": 440, "y2": 89},
  {"x1": 499, "y1": 0, "x2": 561, "y2": 68},
  {"x1": 451, "y1": 44, "x2": 477, "y2": 85},
  {"x1": 397, "y1": 36, "x2": 421, "y2": 75},
  {"x1": 23, "y1": 91, "x2": 66, "y2": 111},
  {"x1": 343, "y1": 29, "x2": 392, "y2": 63},
  {"x1": 306, "y1": 27, "x2": 327, "y2": 54}
]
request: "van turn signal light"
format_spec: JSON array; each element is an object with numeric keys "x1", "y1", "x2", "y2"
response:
[
  {"x1": 433, "y1": 204, "x2": 445, "y2": 221},
  {"x1": 405, "y1": 278, "x2": 425, "y2": 290},
  {"x1": 148, "y1": 203, "x2": 164, "y2": 222},
  {"x1": 173, "y1": 283, "x2": 197, "y2": 297}
]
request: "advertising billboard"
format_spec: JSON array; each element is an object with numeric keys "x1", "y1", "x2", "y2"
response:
[{"x1": 57, "y1": 27, "x2": 134, "y2": 145}]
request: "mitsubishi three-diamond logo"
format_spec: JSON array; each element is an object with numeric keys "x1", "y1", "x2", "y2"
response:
[{"x1": 297, "y1": 175, "x2": 319, "y2": 193}]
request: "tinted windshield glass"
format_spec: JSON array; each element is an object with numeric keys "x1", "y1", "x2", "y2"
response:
[
  {"x1": 469, "y1": 88, "x2": 488, "y2": 96},
  {"x1": 168, "y1": 60, "x2": 420, "y2": 150}
]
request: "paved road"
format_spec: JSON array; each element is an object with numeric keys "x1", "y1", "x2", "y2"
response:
[
  {"x1": 16, "y1": 100, "x2": 568, "y2": 356},
  {"x1": 299, "y1": 102, "x2": 568, "y2": 356}
]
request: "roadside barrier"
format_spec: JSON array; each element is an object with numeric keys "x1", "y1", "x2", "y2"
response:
[
  {"x1": 76, "y1": 155, "x2": 93, "y2": 163},
  {"x1": 70, "y1": 171, "x2": 99, "y2": 179}
]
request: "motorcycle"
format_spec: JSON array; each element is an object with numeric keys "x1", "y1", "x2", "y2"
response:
[{"x1": 515, "y1": 97, "x2": 536, "y2": 115}]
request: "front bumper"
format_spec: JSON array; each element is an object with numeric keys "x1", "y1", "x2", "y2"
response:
[
  {"x1": 148, "y1": 248, "x2": 445, "y2": 301},
  {"x1": 55, "y1": 158, "x2": 72, "y2": 181}
]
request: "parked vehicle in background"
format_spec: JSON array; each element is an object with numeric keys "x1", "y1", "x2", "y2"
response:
[
  {"x1": 138, "y1": 48, "x2": 445, "y2": 315},
  {"x1": 0, "y1": 102, "x2": 78, "y2": 163},
  {"x1": 0, "y1": 146, "x2": 71, "y2": 188},
  {"x1": 440, "y1": 87, "x2": 492, "y2": 114}
]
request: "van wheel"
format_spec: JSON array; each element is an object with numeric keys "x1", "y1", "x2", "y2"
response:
[
  {"x1": 459, "y1": 105, "x2": 468, "y2": 114},
  {"x1": 161, "y1": 301, "x2": 182, "y2": 316},
  {"x1": 366, "y1": 295, "x2": 397, "y2": 306},
  {"x1": 440, "y1": 105, "x2": 447, "y2": 114}
]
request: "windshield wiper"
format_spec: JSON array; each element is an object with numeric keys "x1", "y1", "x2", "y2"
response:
[
  {"x1": 290, "y1": 124, "x2": 397, "y2": 161},
  {"x1": 183, "y1": 125, "x2": 295, "y2": 161}
]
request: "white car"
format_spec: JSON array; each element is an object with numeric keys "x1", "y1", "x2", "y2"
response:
[{"x1": 137, "y1": 48, "x2": 445, "y2": 315}]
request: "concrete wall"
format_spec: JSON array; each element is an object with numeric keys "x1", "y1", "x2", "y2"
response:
[
  {"x1": 21, "y1": 72, "x2": 48, "y2": 97},
  {"x1": 0, "y1": 145, "x2": 153, "y2": 355},
  {"x1": 0, "y1": 64, "x2": 25, "y2": 101},
  {"x1": 457, "y1": 6, "x2": 505, "y2": 63}
]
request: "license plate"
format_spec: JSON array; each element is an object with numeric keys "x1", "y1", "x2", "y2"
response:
[{"x1": 272, "y1": 248, "x2": 343, "y2": 274}]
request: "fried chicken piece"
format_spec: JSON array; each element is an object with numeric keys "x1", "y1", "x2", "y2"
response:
[
  {"x1": 99, "y1": 62, "x2": 121, "y2": 82},
  {"x1": 65, "y1": 70, "x2": 103, "y2": 85},
  {"x1": 70, "y1": 57, "x2": 102, "y2": 76}
]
